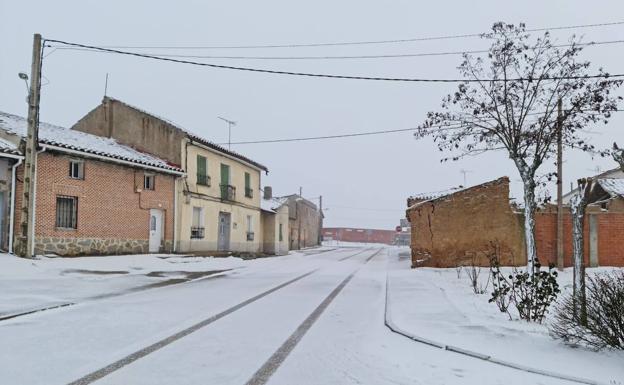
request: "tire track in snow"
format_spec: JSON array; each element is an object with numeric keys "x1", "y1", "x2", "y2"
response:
[
  {"x1": 66, "y1": 247, "x2": 372, "y2": 385},
  {"x1": 245, "y1": 248, "x2": 383, "y2": 385}
]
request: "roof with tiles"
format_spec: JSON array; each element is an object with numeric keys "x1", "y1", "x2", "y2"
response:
[{"x1": 0, "y1": 111, "x2": 183, "y2": 173}]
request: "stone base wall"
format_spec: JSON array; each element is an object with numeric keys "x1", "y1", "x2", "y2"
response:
[{"x1": 35, "y1": 237, "x2": 173, "y2": 256}]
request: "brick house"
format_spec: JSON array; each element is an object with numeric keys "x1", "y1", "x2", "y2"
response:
[
  {"x1": 406, "y1": 177, "x2": 526, "y2": 268},
  {"x1": 72, "y1": 97, "x2": 269, "y2": 254},
  {"x1": 535, "y1": 176, "x2": 624, "y2": 267},
  {"x1": 0, "y1": 111, "x2": 183, "y2": 256},
  {"x1": 279, "y1": 194, "x2": 322, "y2": 250}
]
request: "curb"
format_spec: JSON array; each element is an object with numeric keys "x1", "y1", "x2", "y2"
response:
[{"x1": 383, "y1": 273, "x2": 606, "y2": 385}]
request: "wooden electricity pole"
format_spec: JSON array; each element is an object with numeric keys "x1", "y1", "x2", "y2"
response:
[
  {"x1": 556, "y1": 97, "x2": 564, "y2": 270},
  {"x1": 18, "y1": 34, "x2": 43, "y2": 258}
]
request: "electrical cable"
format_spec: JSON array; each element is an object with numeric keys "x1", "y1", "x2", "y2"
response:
[
  {"x1": 43, "y1": 38, "x2": 624, "y2": 83},
  {"x1": 83, "y1": 20, "x2": 624, "y2": 50}
]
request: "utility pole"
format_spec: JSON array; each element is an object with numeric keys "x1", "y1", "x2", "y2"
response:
[
  {"x1": 460, "y1": 169, "x2": 472, "y2": 186},
  {"x1": 217, "y1": 116, "x2": 236, "y2": 150},
  {"x1": 556, "y1": 97, "x2": 564, "y2": 271},
  {"x1": 318, "y1": 195, "x2": 323, "y2": 245},
  {"x1": 18, "y1": 34, "x2": 43, "y2": 258}
]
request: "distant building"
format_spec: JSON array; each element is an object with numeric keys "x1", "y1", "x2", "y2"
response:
[
  {"x1": 322, "y1": 227, "x2": 395, "y2": 244},
  {"x1": 394, "y1": 218, "x2": 411, "y2": 246},
  {"x1": 279, "y1": 195, "x2": 322, "y2": 250}
]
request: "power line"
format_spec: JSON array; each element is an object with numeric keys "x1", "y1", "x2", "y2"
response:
[
  {"x1": 83, "y1": 20, "x2": 624, "y2": 50},
  {"x1": 43, "y1": 38, "x2": 624, "y2": 83},
  {"x1": 49, "y1": 39, "x2": 624, "y2": 61}
]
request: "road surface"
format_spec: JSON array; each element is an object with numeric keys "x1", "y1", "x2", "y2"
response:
[{"x1": 0, "y1": 247, "x2": 568, "y2": 385}]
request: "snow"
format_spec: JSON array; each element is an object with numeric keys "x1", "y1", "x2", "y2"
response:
[
  {"x1": 0, "y1": 111, "x2": 181, "y2": 172},
  {"x1": 260, "y1": 196, "x2": 288, "y2": 213},
  {"x1": 386, "y1": 249, "x2": 624, "y2": 384},
  {"x1": 597, "y1": 178, "x2": 624, "y2": 198},
  {"x1": 0, "y1": 248, "x2": 620, "y2": 384},
  {"x1": 0, "y1": 136, "x2": 19, "y2": 155}
]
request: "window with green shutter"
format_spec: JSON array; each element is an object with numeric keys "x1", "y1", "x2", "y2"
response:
[
  {"x1": 244, "y1": 172, "x2": 253, "y2": 198},
  {"x1": 196, "y1": 155, "x2": 209, "y2": 186}
]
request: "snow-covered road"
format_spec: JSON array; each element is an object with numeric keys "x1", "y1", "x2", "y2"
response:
[{"x1": 0, "y1": 248, "x2": 589, "y2": 384}]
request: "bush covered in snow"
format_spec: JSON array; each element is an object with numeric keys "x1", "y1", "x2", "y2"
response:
[
  {"x1": 489, "y1": 256, "x2": 560, "y2": 323},
  {"x1": 551, "y1": 270, "x2": 624, "y2": 351}
]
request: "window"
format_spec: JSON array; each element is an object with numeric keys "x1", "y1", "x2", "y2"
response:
[
  {"x1": 244, "y1": 172, "x2": 253, "y2": 198},
  {"x1": 196, "y1": 155, "x2": 209, "y2": 186},
  {"x1": 56, "y1": 196, "x2": 77, "y2": 229},
  {"x1": 279, "y1": 223, "x2": 283, "y2": 242},
  {"x1": 191, "y1": 207, "x2": 204, "y2": 239},
  {"x1": 144, "y1": 174, "x2": 155, "y2": 190},
  {"x1": 69, "y1": 160, "x2": 84, "y2": 179},
  {"x1": 246, "y1": 215, "x2": 254, "y2": 241}
]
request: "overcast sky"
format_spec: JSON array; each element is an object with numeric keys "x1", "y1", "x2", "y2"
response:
[{"x1": 1, "y1": 0, "x2": 623, "y2": 229}]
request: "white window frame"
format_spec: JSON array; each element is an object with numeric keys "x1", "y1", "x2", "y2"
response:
[
  {"x1": 69, "y1": 159, "x2": 84, "y2": 180},
  {"x1": 144, "y1": 173, "x2": 155, "y2": 190}
]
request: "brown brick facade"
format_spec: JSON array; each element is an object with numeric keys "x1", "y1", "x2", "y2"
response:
[
  {"x1": 322, "y1": 227, "x2": 395, "y2": 244},
  {"x1": 407, "y1": 177, "x2": 526, "y2": 268},
  {"x1": 14, "y1": 151, "x2": 175, "y2": 256}
]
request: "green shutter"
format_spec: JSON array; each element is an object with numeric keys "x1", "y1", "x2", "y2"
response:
[
  {"x1": 197, "y1": 155, "x2": 206, "y2": 176},
  {"x1": 221, "y1": 164, "x2": 229, "y2": 185},
  {"x1": 245, "y1": 172, "x2": 250, "y2": 190}
]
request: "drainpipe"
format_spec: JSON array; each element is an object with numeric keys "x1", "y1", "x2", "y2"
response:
[
  {"x1": 8, "y1": 158, "x2": 23, "y2": 254},
  {"x1": 30, "y1": 147, "x2": 46, "y2": 257},
  {"x1": 173, "y1": 176, "x2": 178, "y2": 253}
]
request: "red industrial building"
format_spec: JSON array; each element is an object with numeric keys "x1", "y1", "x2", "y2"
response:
[{"x1": 322, "y1": 227, "x2": 396, "y2": 245}]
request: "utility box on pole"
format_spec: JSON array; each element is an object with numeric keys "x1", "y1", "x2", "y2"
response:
[{"x1": 17, "y1": 33, "x2": 43, "y2": 258}]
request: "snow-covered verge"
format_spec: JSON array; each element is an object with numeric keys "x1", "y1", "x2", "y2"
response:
[
  {"x1": 0, "y1": 249, "x2": 315, "y2": 318},
  {"x1": 386, "y1": 249, "x2": 624, "y2": 384}
]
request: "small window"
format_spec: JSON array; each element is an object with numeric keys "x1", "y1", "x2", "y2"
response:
[
  {"x1": 56, "y1": 195, "x2": 78, "y2": 229},
  {"x1": 279, "y1": 223, "x2": 283, "y2": 242},
  {"x1": 144, "y1": 174, "x2": 155, "y2": 190},
  {"x1": 69, "y1": 160, "x2": 84, "y2": 180}
]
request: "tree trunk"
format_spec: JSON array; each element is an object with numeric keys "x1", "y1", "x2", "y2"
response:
[
  {"x1": 570, "y1": 180, "x2": 591, "y2": 325},
  {"x1": 521, "y1": 178, "x2": 537, "y2": 276}
]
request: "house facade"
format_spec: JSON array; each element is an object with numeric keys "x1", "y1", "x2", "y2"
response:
[
  {"x1": 0, "y1": 111, "x2": 182, "y2": 256},
  {"x1": 260, "y1": 187, "x2": 289, "y2": 255},
  {"x1": 280, "y1": 195, "x2": 322, "y2": 250},
  {"x1": 73, "y1": 97, "x2": 268, "y2": 254}
]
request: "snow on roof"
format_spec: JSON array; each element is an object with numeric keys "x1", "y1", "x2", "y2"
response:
[
  {"x1": 260, "y1": 196, "x2": 288, "y2": 213},
  {"x1": 0, "y1": 111, "x2": 182, "y2": 173},
  {"x1": 0, "y1": 136, "x2": 20, "y2": 156},
  {"x1": 597, "y1": 178, "x2": 624, "y2": 198},
  {"x1": 105, "y1": 97, "x2": 268, "y2": 172},
  {"x1": 409, "y1": 186, "x2": 465, "y2": 202}
]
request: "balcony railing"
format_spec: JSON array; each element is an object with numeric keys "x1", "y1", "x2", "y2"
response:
[
  {"x1": 191, "y1": 226, "x2": 205, "y2": 239},
  {"x1": 220, "y1": 184, "x2": 236, "y2": 201},
  {"x1": 245, "y1": 187, "x2": 253, "y2": 198},
  {"x1": 197, "y1": 173, "x2": 210, "y2": 186}
]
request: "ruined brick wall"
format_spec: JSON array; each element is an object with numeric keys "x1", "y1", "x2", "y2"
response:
[
  {"x1": 407, "y1": 177, "x2": 526, "y2": 268},
  {"x1": 535, "y1": 203, "x2": 624, "y2": 267},
  {"x1": 14, "y1": 151, "x2": 175, "y2": 256}
]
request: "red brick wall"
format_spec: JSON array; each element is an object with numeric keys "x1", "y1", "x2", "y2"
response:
[
  {"x1": 14, "y1": 151, "x2": 175, "y2": 254},
  {"x1": 322, "y1": 227, "x2": 395, "y2": 244},
  {"x1": 535, "y1": 209, "x2": 624, "y2": 267}
]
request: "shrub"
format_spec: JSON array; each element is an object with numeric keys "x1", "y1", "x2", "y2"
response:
[
  {"x1": 489, "y1": 255, "x2": 560, "y2": 323},
  {"x1": 551, "y1": 271, "x2": 624, "y2": 350},
  {"x1": 467, "y1": 256, "x2": 490, "y2": 294}
]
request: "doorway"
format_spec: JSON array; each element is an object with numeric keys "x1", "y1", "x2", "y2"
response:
[
  {"x1": 149, "y1": 209, "x2": 163, "y2": 253},
  {"x1": 218, "y1": 212, "x2": 231, "y2": 251}
]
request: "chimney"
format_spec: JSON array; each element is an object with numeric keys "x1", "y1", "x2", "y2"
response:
[{"x1": 264, "y1": 186, "x2": 273, "y2": 200}]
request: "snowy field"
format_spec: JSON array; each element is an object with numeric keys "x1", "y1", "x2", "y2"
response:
[{"x1": 0, "y1": 247, "x2": 621, "y2": 384}]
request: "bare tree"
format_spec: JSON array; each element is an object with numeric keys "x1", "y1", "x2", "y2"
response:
[
  {"x1": 614, "y1": 143, "x2": 624, "y2": 170},
  {"x1": 417, "y1": 23, "x2": 622, "y2": 274},
  {"x1": 570, "y1": 178, "x2": 593, "y2": 324}
]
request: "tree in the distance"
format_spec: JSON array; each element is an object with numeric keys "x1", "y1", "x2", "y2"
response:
[{"x1": 417, "y1": 22, "x2": 622, "y2": 274}]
